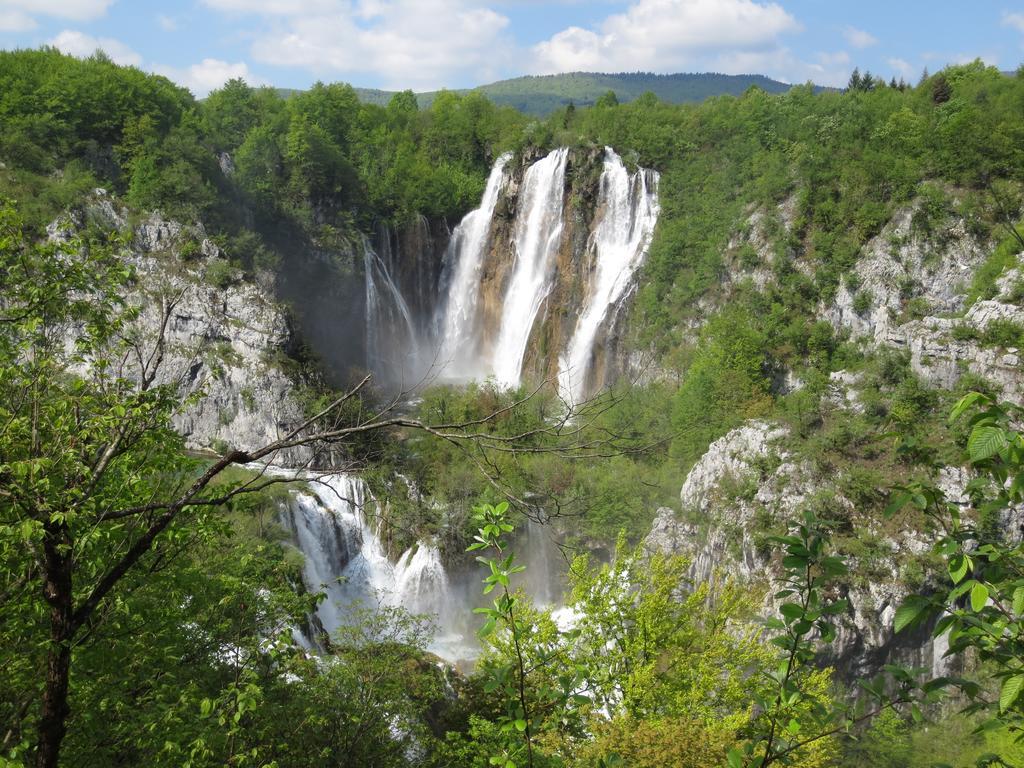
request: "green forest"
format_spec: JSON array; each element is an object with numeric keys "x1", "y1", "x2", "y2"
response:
[{"x1": 2, "y1": 46, "x2": 1024, "y2": 768}]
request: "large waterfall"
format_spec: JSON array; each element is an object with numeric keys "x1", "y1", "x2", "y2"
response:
[
  {"x1": 311, "y1": 148, "x2": 659, "y2": 660},
  {"x1": 364, "y1": 146, "x2": 660, "y2": 400}
]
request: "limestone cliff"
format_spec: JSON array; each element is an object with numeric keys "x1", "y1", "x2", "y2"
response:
[
  {"x1": 644, "y1": 421, "x2": 957, "y2": 680},
  {"x1": 48, "y1": 191, "x2": 311, "y2": 466},
  {"x1": 818, "y1": 200, "x2": 1022, "y2": 400}
]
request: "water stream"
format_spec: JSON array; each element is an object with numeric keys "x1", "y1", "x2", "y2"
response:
[{"x1": 557, "y1": 149, "x2": 660, "y2": 405}]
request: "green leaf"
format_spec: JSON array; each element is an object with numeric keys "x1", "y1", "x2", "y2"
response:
[
  {"x1": 779, "y1": 603, "x2": 804, "y2": 622},
  {"x1": 948, "y1": 555, "x2": 969, "y2": 584},
  {"x1": 894, "y1": 596, "x2": 930, "y2": 633},
  {"x1": 727, "y1": 748, "x2": 744, "y2": 768},
  {"x1": 885, "y1": 491, "x2": 911, "y2": 517},
  {"x1": 478, "y1": 618, "x2": 497, "y2": 638},
  {"x1": 782, "y1": 555, "x2": 808, "y2": 570},
  {"x1": 514, "y1": 719, "x2": 527, "y2": 732},
  {"x1": 1013, "y1": 587, "x2": 1024, "y2": 616},
  {"x1": 1001, "y1": 674, "x2": 1024, "y2": 712},
  {"x1": 968, "y1": 425, "x2": 1008, "y2": 463},
  {"x1": 950, "y1": 391, "x2": 989, "y2": 422},
  {"x1": 970, "y1": 582, "x2": 989, "y2": 612}
]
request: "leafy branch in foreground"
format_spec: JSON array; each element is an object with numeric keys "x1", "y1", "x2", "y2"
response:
[
  {"x1": 467, "y1": 502, "x2": 592, "y2": 768},
  {"x1": 468, "y1": 501, "x2": 538, "y2": 768},
  {"x1": 890, "y1": 393, "x2": 1024, "y2": 735},
  {"x1": 731, "y1": 510, "x2": 928, "y2": 768}
]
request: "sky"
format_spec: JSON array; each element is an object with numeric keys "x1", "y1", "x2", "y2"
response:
[{"x1": 0, "y1": 0, "x2": 1022, "y2": 96}]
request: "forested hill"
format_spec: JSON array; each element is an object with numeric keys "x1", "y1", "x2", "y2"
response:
[{"x1": 352, "y1": 71, "x2": 798, "y2": 115}]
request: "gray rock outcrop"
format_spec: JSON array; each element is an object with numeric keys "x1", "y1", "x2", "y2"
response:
[
  {"x1": 49, "y1": 195, "x2": 311, "y2": 466},
  {"x1": 818, "y1": 200, "x2": 1022, "y2": 400},
  {"x1": 645, "y1": 420, "x2": 958, "y2": 681}
]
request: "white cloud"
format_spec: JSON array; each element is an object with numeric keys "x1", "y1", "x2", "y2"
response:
[
  {"x1": 201, "y1": 0, "x2": 339, "y2": 15},
  {"x1": 3, "y1": 0, "x2": 114, "y2": 22},
  {"x1": 1003, "y1": 12, "x2": 1024, "y2": 34},
  {"x1": 887, "y1": 57, "x2": 913, "y2": 78},
  {"x1": 49, "y1": 29, "x2": 142, "y2": 66},
  {"x1": 0, "y1": 9, "x2": 36, "y2": 31},
  {"x1": 153, "y1": 58, "x2": 267, "y2": 96},
  {"x1": 842, "y1": 26, "x2": 876, "y2": 49},
  {"x1": 707, "y1": 47, "x2": 850, "y2": 87},
  {"x1": 157, "y1": 14, "x2": 178, "y2": 31},
  {"x1": 237, "y1": 0, "x2": 513, "y2": 89},
  {"x1": 530, "y1": 0, "x2": 800, "y2": 75}
]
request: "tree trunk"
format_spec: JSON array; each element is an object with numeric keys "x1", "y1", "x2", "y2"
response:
[{"x1": 36, "y1": 521, "x2": 74, "y2": 768}]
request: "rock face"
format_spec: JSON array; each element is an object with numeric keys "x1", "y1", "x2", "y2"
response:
[
  {"x1": 887, "y1": 299, "x2": 1023, "y2": 399},
  {"x1": 650, "y1": 421, "x2": 818, "y2": 585},
  {"x1": 645, "y1": 420, "x2": 958, "y2": 681},
  {"x1": 819, "y1": 200, "x2": 1023, "y2": 400},
  {"x1": 821, "y1": 207, "x2": 988, "y2": 341},
  {"x1": 50, "y1": 194, "x2": 311, "y2": 466}
]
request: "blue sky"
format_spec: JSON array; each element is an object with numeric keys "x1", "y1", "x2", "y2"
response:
[{"x1": 1, "y1": 0, "x2": 1022, "y2": 96}]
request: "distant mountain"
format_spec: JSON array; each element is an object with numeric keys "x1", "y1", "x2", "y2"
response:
[{"x1": 345, "y1": 72, "x2": 805, "y2": 116}]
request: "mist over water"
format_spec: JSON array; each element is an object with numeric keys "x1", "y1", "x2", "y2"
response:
[{"x1": 363, "y1": 235, "x2": 420, "y2": 380}]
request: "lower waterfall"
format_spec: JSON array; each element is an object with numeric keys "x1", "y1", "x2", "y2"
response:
[{"x1": 281, "y1": 473, "x2": 564, "y2": 662}]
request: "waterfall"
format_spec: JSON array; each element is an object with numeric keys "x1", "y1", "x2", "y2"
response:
[
  {"x1": 363, "y1": 235, "x2": 419, "y2": 382},
  {"x1": 281, "y1": 474, "x2": 369, "y2": 634},
  {"x1": 436, "y1": 152, "x2": 512, "y2": 380},
  {"x1": 557, "y1": 149, "x2": 660, "y2": 405},
  {"x1": 490, "y1": 147, "x2": 569, "y2": 387},
  {"x1": 367, "y1": 145, "x2": 659, "y2": 400},
  {"x1": 280, "y1": 473, "x2": 475, "y2": 659}
]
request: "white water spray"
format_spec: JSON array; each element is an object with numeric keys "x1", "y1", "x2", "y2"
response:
[
  {"x1": 490, "y1": 147, "x2": 570, "y2": 387},
  {"x1": 364, "y1": 236, "x2": 419, "y2": 380},
  {"x1": 557, "y1": 149, "x2": 660, "y2": 405},
  {"x1": 281, "y1": 474, "x2": 475, "y2": 659},
  {"x1": 436, "y1": 153, "x2": 512, "y2": 380}
]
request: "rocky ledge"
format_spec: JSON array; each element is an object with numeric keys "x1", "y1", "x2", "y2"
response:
[{"x1": 645, "y1": 420, "x2": 959, "y2": 681}]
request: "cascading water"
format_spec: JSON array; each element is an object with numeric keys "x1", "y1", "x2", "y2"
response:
[
  {"x1": 557, "y1": 149, "x2": 660, "y2": 405},
  {"x1": 281, "y1": 473, "x2": 477, "y2": 660},
  {"x1": 490, "y1": 147, "x2": 569, "y2": 387},
  {"x1": 426, "y1": 146, "x2": 658, "y2": 398},
  {"x1": 280, "y1": 472, "x2": 567, "y2": 662},
  {"x1": 436, "y1": 153, "x2": 512, "y2": 380},
  {"x1": 363, "y1": 235, "x2": 420, "y2": 382}
]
